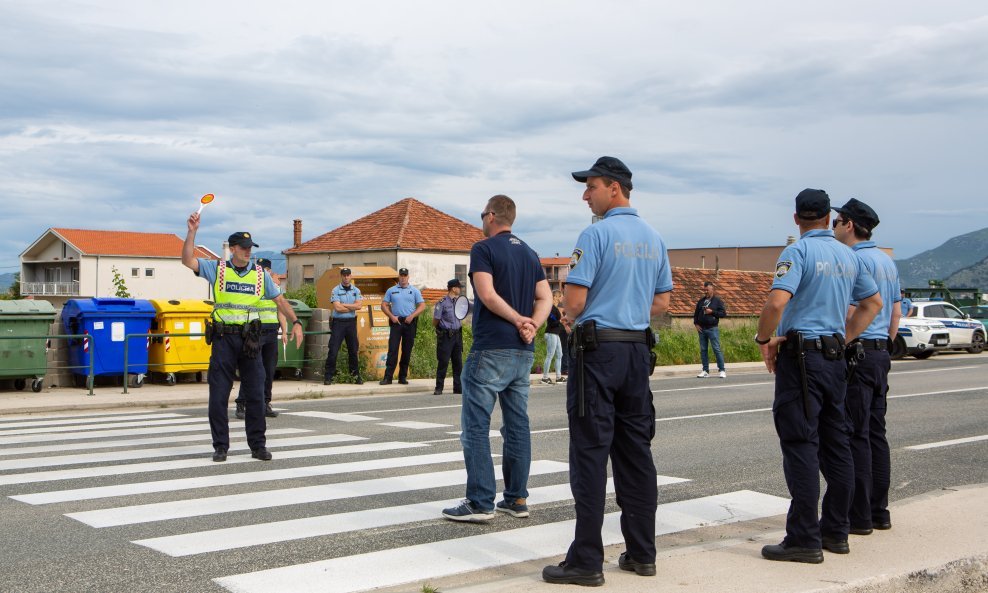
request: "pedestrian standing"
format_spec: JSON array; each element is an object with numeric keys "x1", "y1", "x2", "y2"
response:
[
  {"x1": 832, "y1": 198, "x2": 900, "y2": 534},
  {"x1": 541, "y1": 290, "x2": 567, "y2": 384},
  {"x1": 543, "y1": 157, "x2": 672, "y2": 586},
  {"x1": 432, "y1": 278, "x2": 464, "y2": 395},
  {"x1": 323, "y1": 268, "x2": 364, "y2": 385},
  {"x1": 442, "y1": 194, "x2": 552, "y2": 523},
  {"x1": 181, "y1": 213, "x2": 303, "y2": 463},
  {"x1": 694, "y1": 281, "x2": 727, "y2": 378},
  {"x1": 756, "y1": 189, "x2": 881, "y2": 563},
  {"x1": 234, "y1": 258, "x2": 284, "y2": 419},
  {"x1": 379, "y1": 268, "x2": 426, "y2": 385}
]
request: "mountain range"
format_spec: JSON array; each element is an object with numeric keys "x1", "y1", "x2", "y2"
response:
[{"x1": 895, "y1": 227, "x2": 988, "y2": 289}]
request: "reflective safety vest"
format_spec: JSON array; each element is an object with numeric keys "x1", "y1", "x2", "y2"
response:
[{"x1": 212, "y1": 260, "x2": 277, "y2": 325}]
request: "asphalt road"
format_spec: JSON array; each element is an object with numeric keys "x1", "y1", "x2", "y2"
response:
[{"x1": 0, "y1": 354, "x2": 985, "y2": 593}]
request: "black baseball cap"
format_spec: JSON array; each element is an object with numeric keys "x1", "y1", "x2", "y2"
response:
[
  {"x1": 256, "y1": 258, "x2": 272, "y2": 270},
  {"x1": 571, "y1": 156, "x2": 633, "y2": 190},
  {"x1": 447, "y1": 278, "x2": 462, "y2": 289},
  {"x1": 795, "y1": 189, "x2": 830, "y2": 220},
  {"x1": 340, "y1": 267, "x2": 352, "y2": 276},
  {"x1": 228, "y1": 232, "x2": 259, "y2": 248},
  {"x1": 398, "y1": 267, "x2": 409, "y2": 275},
  {"x1": 833, "y1": 198, "x2": 880, "y2": 231}
]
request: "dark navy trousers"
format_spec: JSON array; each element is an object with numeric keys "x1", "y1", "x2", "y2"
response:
[
  {"x1": 435, "y1": 328, "x2": 462, "y2": 391},
  {"x1": 565, "y1": 342, "x2": 657, "y2": 572},
  {"x1": 325, "y1": 318, "x2": 360, "y2": 379},
  {"x1": 384, "y1": 320, "x2": 418, "y2": 381},
  {"x1": 773, "y1": 350, "x2": 853, "y2": 548},
  {"x1": 207, "y1": 332, "x2": 266, "y2": 451},
  {"x1": 845, "y1": 348, "x2": 891, "y2": 528},
  {"x1": 236, "y1": 329, "x2": 278, "y2": 404}
]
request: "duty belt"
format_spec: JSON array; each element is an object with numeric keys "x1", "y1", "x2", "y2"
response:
[
  {"x1": 781, "y1": 336, "x2": 844, "y2": 353},
  {"x1": 858, "y1": 338, "x2": 888, "y2": 351},
  {"x1": 596, "y1": 328, "x2": 649, "y2": 343}
]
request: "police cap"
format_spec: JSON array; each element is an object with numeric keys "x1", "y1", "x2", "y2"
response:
[
  {"x1": 340, "y1": 267, "x2": 352, "y2": 276},
  {"x1": 228, "y1": 232, "x2": 259, "y2": 248},
  {"x1": 795, "y1": 189, "x2": 830, "y2": 220},
  {"x1": 398, "y1": 268, "x2": 409, "y2": 276},
  {"x1": 572, "y1": 156, "x2": 633, "y2": 190},
  {"x1": 447, "y1": 278, "x2": 462, "y2": 289},
  {"x1": 833, "y1": 198, "x2": 880, "y2": 231},
  {"x1": 256, "y1": 258, "x2": 272, "y2": 270}
]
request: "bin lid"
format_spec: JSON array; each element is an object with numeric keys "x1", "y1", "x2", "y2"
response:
[
  {"x1": 62, "y1": 298, "x2": 157, "y2": 318},
  {"x1": 287, "y1": 299, "x2": 312, "y2": 316},
  {"x1": 0, "y1": 299, "x2": 57, "y2": 317},
  {"x1": 149, "y1": 299, "x2": 214, "y2": 315}
]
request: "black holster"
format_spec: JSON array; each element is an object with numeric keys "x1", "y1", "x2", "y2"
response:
[
  {"x1": 242, "y1": 319, "x2": 262, "y2": 359},
  {"x1": 845, "y1": 339, "x2": 865, "y2": 382},
  {"x1": 787, "y1": 330, "x2": 812, "y2": 422},
  {"x1": 204, "y1": 320, "x2": 214, "y2": 345},
  {"x1": 571, "y1": 322, "x2": 598, "y2": 418},
  {"x1": 646, "y1": 327, "x2": 658, "y2": 376}
]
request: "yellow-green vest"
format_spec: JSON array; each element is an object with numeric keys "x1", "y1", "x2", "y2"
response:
[{"x1": 212, "y1": 261, "x2": 277, "y2": 325}]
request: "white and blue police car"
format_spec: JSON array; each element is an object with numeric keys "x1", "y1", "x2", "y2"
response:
[{"x1": 892, "y1": 300, "x2": 986, "y2": 359}]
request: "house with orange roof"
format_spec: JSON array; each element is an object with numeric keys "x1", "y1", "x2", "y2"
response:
[
  {"x1": 284, "y1": 198, "x2": 485, "y2": 299},
  {"x1": 19, "y1": 228, "x2": 219, "y2": 305}
]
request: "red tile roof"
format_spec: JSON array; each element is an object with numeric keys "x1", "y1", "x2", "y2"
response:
[
  {"x1": 51, "y1": 228, "x2": 217, "y2": 259},
  {"x1": 669, "y1": 268, "x2": 774, "y2": 317},
  {"x1": 540, "y1": 257, "x2": 570, "y2": 266},
  {"x1": 284, "y1": 198, "x2": 485, "y2": 254},
  {"x1": 421, "y1": 288, "x2": 449, "y2": 304}
]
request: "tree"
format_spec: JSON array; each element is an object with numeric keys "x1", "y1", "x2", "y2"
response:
[
  {"x1": 111, "y1": 266, "x2": 131, "y2": 298},
  {"x1": 1, "y1": 273, "x2": 20, "y2": 300}
]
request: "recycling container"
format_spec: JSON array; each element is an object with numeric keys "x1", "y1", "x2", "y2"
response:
[
  {"x1": 277, "y1": 299, "x2": 312, "y2": 379},
  {"x1": 148, "y1": 299, "x2": 213, "y2": 386},
  {"x1": 62, "y1": 298, "x2": 156, "y2": 388},
  {"x1": 0, "y1": 300, "x2": 56, "y2": 392}
]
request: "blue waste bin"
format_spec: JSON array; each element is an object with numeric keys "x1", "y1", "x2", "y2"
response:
[{"x1": 62, "y1": 298, "x2": 156, "y2": 388}]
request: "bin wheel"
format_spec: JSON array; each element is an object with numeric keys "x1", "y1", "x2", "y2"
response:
[
  {"x1": 31, "y1": 379, "x2": 43, "y2": 393},
  {"x1": 134, "y1": 374, "x2": 145, "y2": 388},
  {"x1": 293, "y1": 368, "x2": 303, "y2": 380},
  {"x1": 196, "y1": 372, "x2": 203, "y2": 383},
  {"x1": 165, "y1": 373, "x2": 176, "y2": 386},
  {"x1": 14, "y1": 378, "x2": 26, "y2": 391}
]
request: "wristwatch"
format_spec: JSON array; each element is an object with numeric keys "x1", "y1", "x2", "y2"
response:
[
  {"x1": 753, "y1": 334, "x2": 771, "y2": 345},
  {"x1": 292, "y1": 319, "x2": 303, "y2": 327}
]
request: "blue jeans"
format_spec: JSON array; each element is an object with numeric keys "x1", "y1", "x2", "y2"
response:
[
  {"x1": 543, "y1": 333, "x2": 563, "y2": 378},
  {"x1": 698, "y1": 327, "x2": 725, "y2": 372},
  {"x1": 459, "y1": 348, "x2": 535, "y2": 511}
]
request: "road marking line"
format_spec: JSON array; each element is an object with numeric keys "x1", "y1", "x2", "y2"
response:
[
  {"x1": 283, "y1": 411, "x2": 380, "y2": 422},
  {"x1": 893, "y1": 365, "x2": 981, "y2": 375},
  {"x1": 378, "y1": 421, "x2": 452, "y2": 429},
  {"x1": 0, "y1": 410, "x2": 196, "y2": 423},
  {"x1": 66, "y1": 460, "x2": 569, "y2": 528},
  {"x1": 0, "y1": 417, "x2": 215, "y2": 437},
  {"x1": 213, "y1": 490, "x2": 789, "y2": 593},
  {"x1": 890, "y1": 387, "x2": 986, "y2": 400},
  {"x1": 13, "y1": 451, "x2": 468, "y2": 505},
  {"x1": 904, "y1": 434, "x2": 988, "y2": 450},
  {"x1": 0, "y1": 423, "x2": 232, "y2": 446},
  {"x1": 446, "y1": 430, "x2": 501, "y2": 437},
  {"x1": 0, "y1": 428, "x2": 309, "y2": 457},
  {"x1": 654, "y1": 382, "x2": 773, "y2": 393},
  {"x1": 0, "y1": 412, "x2": 189, "y2": 430},
  {"x1": 360, "y1": 404, "x2": 461, "y2": 414}
]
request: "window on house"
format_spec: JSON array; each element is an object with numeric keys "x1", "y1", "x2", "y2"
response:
[
  {"x1": 455, "y1": 264, "x2": 467, "y2": 287},
  {"x1": 145, "y1": 268, "x2": 155, "y2": 278},
  {"x1": 303, "y1": 265, "x2": 315, "y2": 285},
  {"x1": 45, "y1": 268, "x2": 61, "y2": 282},
  {"x1": 71, "y1": 267, "x2": 79, "y2": 283},
  {"x1": 131, "y1": 268, "x2": 139, "y2": 277}
]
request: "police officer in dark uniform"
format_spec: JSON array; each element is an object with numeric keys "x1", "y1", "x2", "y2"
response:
[
  {"x1": 182, "y1": 213, "x2": 303, "y2": 462},
  {"x1": 432, "y1": 278, "x2": 464, "y2": 395},
  {"x1": 543, "y1": 157, "x2": 673, "y2": 587},
  {"x1": 234, "y1": 258, "x2": 283, "y2": 419},
  {"x1": 323, "y1": 268, "x2": 364, "y2": 385},
  {"x1": 832, "y1": 198, "x2": 901, "y2": 534},
  {"x1": 756, "y1": 189, "x2": 882, "y2": 563}
]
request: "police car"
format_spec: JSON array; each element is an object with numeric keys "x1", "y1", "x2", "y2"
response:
[{"x1": 891, "y1": 300, "x2": 985, "y2": 359}]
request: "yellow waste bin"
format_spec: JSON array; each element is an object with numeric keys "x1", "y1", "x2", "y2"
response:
[
  {"x1": 317, "y1": 266, "x2": 400, "y2": 380},
  {"x1": 148, "y1": 299, "x2": 213, "y2": 385}
]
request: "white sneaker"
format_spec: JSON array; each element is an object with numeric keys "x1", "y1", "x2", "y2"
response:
[
  {"x1": 719, "y1": 371, "x2": 727, "y2": 379},
  {"x1": 696, "y1": 371, "x2": 709, "y2": 378}
]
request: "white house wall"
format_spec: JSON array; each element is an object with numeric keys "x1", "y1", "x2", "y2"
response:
[
  {"x1": 82, "y1": 256, "x2": 211, "y2": 300},
  {"x1": 397, "y1": 252, "x2": 472, "y2": 299}
]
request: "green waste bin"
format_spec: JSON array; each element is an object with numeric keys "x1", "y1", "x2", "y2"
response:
[
  {"x1": 276, "y1": 299, "x2": 312, "y2": 380},
  {"x1": 0, "y1": 300, "x2": 57, "y2": 392}
]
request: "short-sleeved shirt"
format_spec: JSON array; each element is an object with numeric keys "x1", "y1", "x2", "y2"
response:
[
  {"x1": 469, "y1": 231, "x2": 546, "y2": 352},
  {"x1": 900, "y1": 298, "x2": 912, "y2": 317},
  {"x1": 852, "y1": 241, "x2": 902, "y2": 340},
  {"x1": 566, "y1": 207, "x2": 673, "y2": 330},
  {"x1": 771, "y1": 230, "x2": 879, "y2": 338},
  {"x1": 195, "y1": 259, "x2": 281, "y2": 300},
  {"x1": 330, "y1": 283, "x2": 362, "y2": 319},
  {"x1": 433, "y1": 295, "x2": 462, "y2": 331},
  {"x1": 384, "y1": 283, "x2": 424, "y2": 317}
]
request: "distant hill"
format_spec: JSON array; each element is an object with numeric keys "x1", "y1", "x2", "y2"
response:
[
  {"x1": 253, "y1": 250, "x2": 287, "y2": 274},
  {"x1": 945, "y1": 256, "x2": 988, "y2": 289},
  {"x1": 0, "y1": 272, "x2": 15, "y2": 293},
  {"x1": 896, "y1": 227, "x2": 988, "y2": 288}
]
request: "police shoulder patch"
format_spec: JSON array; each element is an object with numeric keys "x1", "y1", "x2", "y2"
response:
[
  {"x1": 570, "y1": 248, "x2": 583, "y2": 268},
  {"x1": 775, "y1": 261, "x2": 793, "y2": 278}
]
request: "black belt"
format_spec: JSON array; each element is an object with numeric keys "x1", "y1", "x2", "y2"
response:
[
  {"x1": 596, "y1": 328, "x2": 648, "y2": 344},
  {"x1": 332, "y1": 317, "x2": 356, "y2": 323},
  {"x1": 781, "y1": 337, "x2": 829, "y2": 352},
  {"x1": 858, "y1": 338, "x2": 888, "y2": 351},
  {"x1": 217, "y1": 325, "x2": 243, "y2": 335}
]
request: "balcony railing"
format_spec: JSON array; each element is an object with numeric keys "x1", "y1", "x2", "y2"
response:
[{"x1": 21, "y1": 282, "x2": 80, "y2": 296}]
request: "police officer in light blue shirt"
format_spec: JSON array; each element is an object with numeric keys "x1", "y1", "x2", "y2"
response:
[
  {"x1": 323, "y1": 268, "x2": 363, "y2": 385},
  {"x1": 380, "y1": 268, "x2": 426, "y2": 385},
  {"x1": 833, "y1": 198, "x2": 901, "y2": 535},
  {"x1": 543, "y1": 156, "x2": 672, "y2": 587},
  {"x1": 756, "y1": 189, "x2": 882, "y2": 564}
]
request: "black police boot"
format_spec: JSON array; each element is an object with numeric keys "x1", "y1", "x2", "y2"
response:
[
  {"x1": 849, "y1": 525, "x2": 873, "y2": 536},
  {"x1": 618, "y1": 552, "x2": 656, "y2": 576},
  {"x1": 234, "y1": 401, "x2": 245, "y2": 420},
  {"x1": 265, "y1": 403, "x2": 278, "y2": 418},
  {"x1": 379, "y1": 378, "x2": 392, "y2": 385},
  {"x1": 212, "y1": 448, "x2": 227, "y2": 462},
  {"x1": 251, "y1": 447, "x2": 272, "y2": 461},
  {"x1": 542, "y1": 562, "x2": 604, "y2": 586},
  {"x1": 323, "y1": 376, "x2": 334, "y2": 385},
  {"x1": 354, "y1": 376, "x2": 364, "y2": 385},
  {"x1": 761, "y1": 542, "x2": 824, "y2": 563},
  {"x1": 822, "y1": 536, "x2": 849, "y2": 554},
  {"x1": 398, "y1": 378, "x2": 409, "y2": 385},
  {"x1": 433, "y1": 388, "x2": 443, "y2": 395}
]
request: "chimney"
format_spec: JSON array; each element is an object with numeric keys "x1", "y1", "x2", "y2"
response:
[
  {"x1": 293, "y1": 219, "x2": 302, "y2": 248},
  {"x1": 222, "y1": 241, "x2": 230, "y2": 262},
  {"x1": 785, "y1": 235, "x2": 797, "y2": 245}
]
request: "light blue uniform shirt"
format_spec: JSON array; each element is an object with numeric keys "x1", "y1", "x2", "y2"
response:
[
  {"x1": 195, "y1": 259, "x2": 281, "y2": 300},
  {"x1": 852, "y1": 241, "x2": 902, "y2": 340},
  {"x1": 330, "y1": 283, "x2": 362, "y2": 319},
  {"x1": 771, "y1": 230, "x2": 879, "y2": 339},
  {"x1": 566, "y1": 207, "x2": 673, "y2": 330},
  {"x1": 384, "y1": 283, "x2": 424, "y2": 317},
  {"x1": 900, "y1": 298, "x2": 912, "y2": 317}
]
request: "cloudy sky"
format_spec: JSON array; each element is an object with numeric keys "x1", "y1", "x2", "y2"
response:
[{"x1": 2, "y1": 0, "x2": 986, "y2": 273}]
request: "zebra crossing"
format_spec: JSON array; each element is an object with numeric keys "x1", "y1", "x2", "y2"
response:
[{"x1": 0, "y1": 407, "x2": 791, "y2": 593}]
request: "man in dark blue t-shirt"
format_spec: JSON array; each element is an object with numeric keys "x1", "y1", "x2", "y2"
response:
[{"x1": 442, "y1": 194, "x2": 552, "y2": 523}]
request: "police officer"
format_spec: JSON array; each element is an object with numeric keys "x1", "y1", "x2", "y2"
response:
[
  {"x1": 379, "y1": 268, "x2": 425, "y2": 385},
  {"x1": 542, "y1": 157, "x2": 673, "y2": 587},
  {"x1": 756, "y1": 189, "x2": 882, "y2": 563},
  {"x1": 182, "y1": 213, "x2": 303, "y2": 462},
  {"x1": 432, "y1": 278, "x2": 464, "y2": 395},
  {"x1": 324, "y1": 267, "x2": 364, "y2": 385},
  {"x1": 234, "y1": 258, "x2": 283, "y2": 419},
  {"x1": 832, "y1": 198, "x2": 901, "y2": 534}
]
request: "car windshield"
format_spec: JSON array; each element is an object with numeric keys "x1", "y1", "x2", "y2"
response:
[{"x1": 961, "y1": 307, "x2": 986, "y2": 318}]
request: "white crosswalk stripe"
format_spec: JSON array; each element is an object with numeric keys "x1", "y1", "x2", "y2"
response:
[
  {"x1": 0, "y1": 422, "x2": 241, "y2": 445},
  {"x1": 0, "y1": 428, "x2": 310, "y2": 457},
  {"x1": 0, "y1": 416, "x2": 218, "y2": 437},
  {"x1": 0, "y1": 412, "x2": 190, "y2": 430}
]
